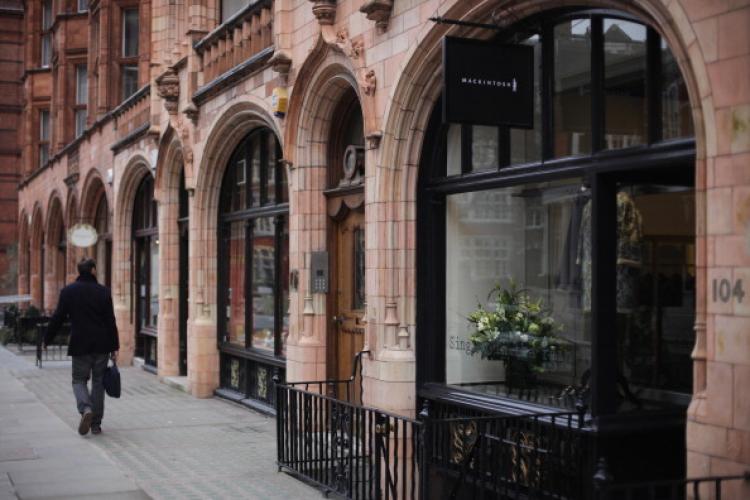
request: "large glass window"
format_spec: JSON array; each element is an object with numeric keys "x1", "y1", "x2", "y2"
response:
[
  {"x1": 218, "y1": 129, "x2": 288, "y2": 406},
  {"x1": 445, "y1": 180, "x2": 590, "y2": 407},
  {"x1": 554, "y1": 19, "x2": 592, "y2": 157},
  {"x1": 133, "y1": 175, "x2": 158, "y2": 368},
  {"x1": 420, "y1": 11, "x2": 696, "y2": 415}
]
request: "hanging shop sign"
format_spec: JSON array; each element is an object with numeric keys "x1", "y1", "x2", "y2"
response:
[
  {"x1": 68, "y1": 223, "x2": 98, "y2": 248},
  {"x1": 443, "y1": 37, "x2": 534, "y2": 128}
]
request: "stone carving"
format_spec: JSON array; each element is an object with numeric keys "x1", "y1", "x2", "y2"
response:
[
  {"x1": 183, "y1": 103, "x2": 199, "y2": 124},
  {"x1": 309, "y1": 0, "x2": 336, "y2": 26},
  {"x1": 360, "y1": 69, "x2": 377, "y2": 96},
  {"x1": 269, "y1": 50, "x2": 292, "y2": 78},
  {"x1": 359, "y1": 0, "x2": 393, "y2": 32},
  {"x1": 155, "y1": 68, "x2": 180, "y2": 114}
]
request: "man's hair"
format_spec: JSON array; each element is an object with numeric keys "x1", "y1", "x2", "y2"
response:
[{"x1": 77, "y1": 258, "x2": 96, "y2": 276}]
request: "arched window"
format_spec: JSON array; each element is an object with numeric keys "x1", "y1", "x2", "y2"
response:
[
  {"x1": 217, "y1": 128, "x2": 288, "y2": 407},
  {"x1": 418, "y1": 10, "x2": 695, "y2": 417},
  {"x1": 94, "y1": 193, "x2": 112, "y2": 289},
  {"x1": 133, "y1": 174, "x2": 158, "y2": 368}
]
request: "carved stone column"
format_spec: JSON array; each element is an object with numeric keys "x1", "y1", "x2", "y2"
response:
[
  {"x1": 360, "y1": 0, "x2": 393, "y2": 32},
  {"x1": 309, "y1": 0, "x2": 336, "y2": 26}
]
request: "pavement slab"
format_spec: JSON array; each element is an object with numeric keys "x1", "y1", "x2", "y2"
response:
[{"x1": 0, "y1": 346, "x2": 321, "y2": 499}]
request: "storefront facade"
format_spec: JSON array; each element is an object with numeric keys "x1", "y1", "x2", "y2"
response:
[{"x1": 14, "y1": 0, "x2": 750, "y2": 490}]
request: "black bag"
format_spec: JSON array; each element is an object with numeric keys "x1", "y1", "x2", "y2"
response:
[{"x1": 103, "y1": 360, "x2": 121, "y2": 398}]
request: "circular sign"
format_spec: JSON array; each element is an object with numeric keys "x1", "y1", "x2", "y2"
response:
[{"x1": 68, "y1": 224, "x2": 98, "y2": 248}]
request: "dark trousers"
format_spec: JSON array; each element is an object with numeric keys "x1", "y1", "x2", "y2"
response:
[{"x1": 71, "y1": 353, "x2": 109, "y2": 425}]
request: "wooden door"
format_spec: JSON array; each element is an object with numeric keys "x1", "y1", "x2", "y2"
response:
[{"x1": 332, "y1": 208, "x2": 366, "y2": 398}]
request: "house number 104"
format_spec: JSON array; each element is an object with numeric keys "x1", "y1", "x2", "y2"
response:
[{"x1": 712, "y1": 278, "x2": 745, "y2": 303}]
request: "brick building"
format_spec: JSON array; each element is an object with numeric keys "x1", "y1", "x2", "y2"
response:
[
  {"x1": 15, "y1": 0, "x2": 750, "y2": 494},
  {"x1": 0, "y1": 0, "x2": 23, "y2": 296}
]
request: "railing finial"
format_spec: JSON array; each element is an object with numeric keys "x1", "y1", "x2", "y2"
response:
[{"x1": 593, "y1": 457, "x2": 613, "y2": 491}]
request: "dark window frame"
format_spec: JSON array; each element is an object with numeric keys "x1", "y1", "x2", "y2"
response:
[
  {"x1": 132, "y1": 174, "x2": 158, "y2": 368},
  {"x1": 118, "y1": 6, "x2": 140, "y2": 101},
  {"x1": 416, "y1": 8, "x2": 697, "y2": 418},
  {"x1": 217, "y1": 128, "x2": 288, "y2": 368}
]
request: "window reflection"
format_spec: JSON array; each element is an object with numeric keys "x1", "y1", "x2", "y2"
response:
[
  {"x1": 616, "y1": 184, "x2": 695, "y2": 409},
  {"x1": 226, "y1": 221, "x2": 246, "y2": 347},
  {"x1": 252, "y1": 217, "x2": 275, "y2": 351},
  {"x1": 661, "y1": 39, "x2": 694, "y2": 140},
  {"x1": 510, "y1": 33, "x2": 542, "y2": 165},
  {"x1": 554, "y1": 19, "x2": 592, "y2": 157},
  {"x1": 445, "y1": 179, "x2": 591, "y2": 408},
  {"x1": 604, "y1": 19, "x2": 647, "y2": 149}
]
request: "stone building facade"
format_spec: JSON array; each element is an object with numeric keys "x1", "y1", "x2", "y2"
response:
[
  {"x1": 0, "y1": 1, "x2": 23, "y2": 295},
  {"x1": 15, "y1": 0, "x2": 750, "y2": 489}
]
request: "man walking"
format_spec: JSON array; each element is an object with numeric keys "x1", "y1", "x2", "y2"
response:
[{"x1": 45, "y1": 258, "x2": 119, "y2": 436}]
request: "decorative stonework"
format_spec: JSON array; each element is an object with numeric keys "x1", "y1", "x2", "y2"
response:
[
  {"x1": 309, "y1": 0, "x2": 336, "y2": 26},
  {"x1": 359, "y1": 69, "x2": 377, "y2": 96},
  {"x1": 365, "y1": 130, "x2": 382, "y2": 150},
  {"x1": 359, "y1": 0, "x2": 393, "y2": 32},
  {"x1": 269, "y1": 50, "x2": 292, "y2": 82},
  {"x1": 155, "y1": 68, "x2": 180, "y2": 115},
  {"x1": 183, "y1": 103, "x2": 199, "y2": 125}
]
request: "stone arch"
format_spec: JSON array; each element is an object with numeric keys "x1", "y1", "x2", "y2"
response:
[
  {"x1": 154, "y1": 126, "x2": 186, "y2": 378},
  {"x1": 283, "y1": 43, "x2": 371, "y2": 385},
  {"x1": 369, "y1": 0, "x2": 710, "y2": 415},
  {"x1": 18, "y1": 209, "x2": 29, "y2": 297},
  {"x1": 44, "y1": 192, "x2": 65, "y2": 311},
  {"x1": 189, "y1": 97, "x2": 282, "y2": 396},
  {"x1": 29, "y1": 203, "x2": 44, "y2": 309},
  {"x1": 64, "y1": 191, "x2": 79, "y2": 284},
  {"x1": 113, "y1": 154, "x2": 153, "y2": 365},
  {"x1": 80, "y1": 168, "x2": 110, "y2": 224}
]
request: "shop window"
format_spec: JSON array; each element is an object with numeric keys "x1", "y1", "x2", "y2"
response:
[
  {"x1": 221, "y1": 0, "x2": 250, "y2": 22},
  {"x1": 554, "y1": 19, "x2": 592, "y2": 157},
  {"x1": 419, "y1": 10, "x2": 696, "y2": 416},
  {"x1": 75, "y1": 64, "x2": 87, "y2": 138},
  {"x1": 39, "y1": 110, "x2": 50, "y2": 167},
  {"x1": 661, "y1": 39, "x2": 693, "y2": 140},
  {"x1": 445, "y1": 179, "x2": 590, "y2": 406},
  {"x1": 218, "y1": 128, "x2": 288, "y2": 406},
  {"x1": 41, "y1": 0, "x2": 53, "y2": 67},
  {"x1": 604, "y1": 19, "x2": 647, "y2": 149}
]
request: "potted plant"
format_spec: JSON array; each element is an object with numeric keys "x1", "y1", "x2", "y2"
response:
[{"x1": 467, "y1": 282, "x2": 567, "y2": 390}]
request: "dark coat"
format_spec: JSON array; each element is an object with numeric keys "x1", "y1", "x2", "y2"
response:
[{"x1": 46, "y1": 273, "x2": 120, "y2": 356}]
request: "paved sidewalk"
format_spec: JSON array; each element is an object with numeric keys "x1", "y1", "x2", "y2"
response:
[{"x1": 0, "y1": 346, "x2": 320, "y2": 499}]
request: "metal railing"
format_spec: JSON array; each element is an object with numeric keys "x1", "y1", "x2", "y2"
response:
[
  {"x1": 593, "y1": 458, "x2": 750, "y2": 500},
  {"x1": 421, "y1": 402, "x2": 589, "y2": 500},
  {"x1": 276, "y1": 351, "x2": 594, "y2": 500},
  {"x1": 35, "y1": 322, "x2": 70, "y2": 368},
  {"x1": 276, "y1": 381, "x2": 421, "y2": 499}
]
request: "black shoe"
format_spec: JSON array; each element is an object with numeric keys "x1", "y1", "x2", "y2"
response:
[
  {"x1": 91, "y1": 424, "x2": 101, "y2": 435},
  {"x1": 78, "y1": 410, "x2": 93, "y2": 435}
]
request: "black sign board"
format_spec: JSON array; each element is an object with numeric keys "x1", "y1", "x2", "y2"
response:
[{"x1": 443, "y1": 37, "x2": 534, "y2": 128}]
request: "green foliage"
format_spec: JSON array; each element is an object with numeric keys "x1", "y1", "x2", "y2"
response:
[
  {"x1": 0, "y1": 326, "x2": 13, "y2": 346},
  {"x1": 467, "y1": 281, "x2": 567, "y2": 373}
]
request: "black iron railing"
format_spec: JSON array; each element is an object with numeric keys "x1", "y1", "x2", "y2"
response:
[
  {"x1": 593, "y1": 458, "x2": 750, "y2": 500},
  {"x1": 276, "y1": 381, "x2": 421, "y2": 499},
  {"x1": 35, "y1": 322, "x2": 70, "y2": 368},
  {"x1": 420, "y1": 401, "x2": 589, "y2": 500},
  {"x1": 284, "y1": 350, "x2": 369, "y2": 405}
]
